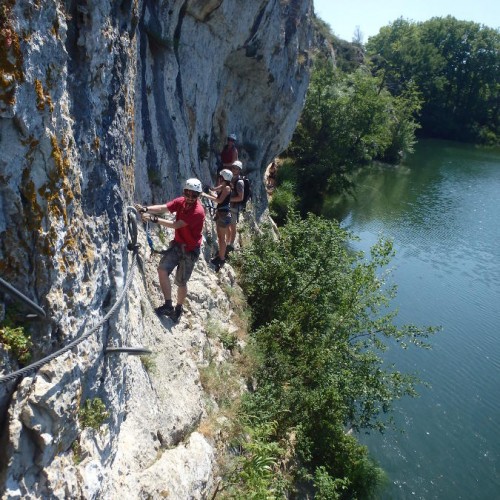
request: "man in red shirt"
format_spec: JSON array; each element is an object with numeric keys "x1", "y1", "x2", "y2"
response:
[
  {"x1": 220, "y1": 133, "x2": 239, "y2": 169},
  {"x1": 136, "y1": 178, "x2": 205, "y2": 322}
]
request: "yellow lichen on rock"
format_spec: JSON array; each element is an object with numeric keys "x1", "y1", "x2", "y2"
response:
[
  {"x1": 34, "y1": 79, "x2": 45, "y2": 110},
  {"x1": 34, "y1": 78, "x2": 55, "y2": 112},
  {"x1": 0, "y1": 0, "x2": 24, "y2": 108}
]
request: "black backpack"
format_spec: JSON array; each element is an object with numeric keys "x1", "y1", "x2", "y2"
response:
[{"x1": 240, "y1": 176, "x2": 252, "y2": 211}]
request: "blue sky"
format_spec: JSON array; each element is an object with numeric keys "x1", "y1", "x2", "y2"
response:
[{"x1": 313, "y1": 0, "x2": 500, "y2": 43}]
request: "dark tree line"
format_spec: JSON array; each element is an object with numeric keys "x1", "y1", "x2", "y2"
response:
[{"x1": 367, "y1": 16, "x2": 500, "y2": 144}]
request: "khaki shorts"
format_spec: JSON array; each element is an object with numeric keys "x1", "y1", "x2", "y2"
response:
[
  {"x1": 216, "y1": 210, "x2": 232, "y2": 228},
  {"x1": 230, "y1": 206, "x2": 240, "y2": 224},
  {"x1": 158, "y1": 242, "x2": 200, "y2": 286}
]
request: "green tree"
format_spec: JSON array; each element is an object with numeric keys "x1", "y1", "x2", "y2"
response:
[
  {"x1": 236, "y1": 214, "x2": 436, "y2": 497},
  {"x1": 380, "y1": 82, "x2": 422, "y2": 163},
  {"x1": 285, "y1": 58, "x2": 420, "y2": 214},
  {"x1": 367, "y1": 16, "x2": 500, "y2": 143}
]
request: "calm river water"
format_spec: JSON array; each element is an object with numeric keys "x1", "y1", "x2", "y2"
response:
[{"x1": 327, "y1": 139, "x2": 500, "y2": 499}]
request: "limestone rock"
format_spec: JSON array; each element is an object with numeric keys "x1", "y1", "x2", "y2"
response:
[{"x1": 0, "y1": 0, "x2": 313, "y2": 497}]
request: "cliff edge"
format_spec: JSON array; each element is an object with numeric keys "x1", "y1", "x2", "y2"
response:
[{"x1": 0, "y1": 0, "x2": 313, "y2": 497}]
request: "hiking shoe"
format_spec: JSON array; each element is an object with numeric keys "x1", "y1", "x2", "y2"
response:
[
  {"x1": 170, "y1": 304, "x2": 183, "y2": 323},
  {"x1": 214, "y1": 259, "x2": 225, "y2": 273},
  {"x1": 155, "y1": 303, "x2": 174, "y2": 316},
  {"x1": 224, "y1": 244, "x2": 234, "y2": 259},
  {"x1": 210, "y1": 255, "x2": 221, "y2": 265}
]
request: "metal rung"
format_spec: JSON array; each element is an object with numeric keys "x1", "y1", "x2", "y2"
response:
[
  {"x1": 104, "y1": 346, "x2": 152, "y2": 355},
  {"x1": 0, "y1": 278, "x2": 46, "y2": 318}
]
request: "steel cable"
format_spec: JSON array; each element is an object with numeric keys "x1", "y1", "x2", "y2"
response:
[{"x1": 0, "y1": 208, "x2": 139, "y2": 384}]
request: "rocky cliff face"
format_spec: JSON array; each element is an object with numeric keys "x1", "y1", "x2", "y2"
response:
[{"x1": 0, "y1": 0, "x2": 313, "y2": 497}]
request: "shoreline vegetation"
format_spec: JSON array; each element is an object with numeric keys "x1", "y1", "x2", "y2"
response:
[{"x1": 217, "y1": 215, "x2": 437, "y2": 498}]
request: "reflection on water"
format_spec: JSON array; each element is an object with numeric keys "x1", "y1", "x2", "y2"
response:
[{"x1": 326, "y1": 140, "x2": 500, "y2": 499}]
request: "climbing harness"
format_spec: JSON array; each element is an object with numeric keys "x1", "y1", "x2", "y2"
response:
[
  {"x1": 0, "y1": 206, "x2": 141, "y2": 385},
  {"x1": 201, "y1": 194, "x2": 217, "y2": 218},
  {"x1": 200, "y1": 193, "x2": 220, "y2": 261},
  {"x1": 145, "y1": 220, "x2": 169, "y2": 255}
]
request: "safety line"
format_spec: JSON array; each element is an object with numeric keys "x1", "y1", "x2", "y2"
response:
[
  {"x1": 0, "y1": 207, "x2": 139, "y2": 385},
  {"x1": 0, "y1": 278, "x2": 46, "y2": 318}
]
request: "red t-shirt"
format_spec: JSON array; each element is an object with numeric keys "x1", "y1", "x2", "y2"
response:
[
  {"x1": 166, "y1": 197, "x2": 205, "y2": 252},
  {"x1": 221, "y1": 144, "x2": 238, "y2": 166}
]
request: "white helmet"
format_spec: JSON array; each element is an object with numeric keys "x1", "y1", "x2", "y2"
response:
[
  {"x1": 228, "y1": 133, "x2": 237, "y2": 141},
  {"x1": 231, "y1": 160, "x2": 243, "y2": 170},
  {"x1": 220, "y1": 169, "x2": 233, "y2": 182},
  {"x1": 184, "y1": 178, "x2": 203, "y2": 193}
]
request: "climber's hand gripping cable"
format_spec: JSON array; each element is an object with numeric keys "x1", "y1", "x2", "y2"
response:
[{"x1": 134, "y1": 203, "x2": 148, "y2": 213}]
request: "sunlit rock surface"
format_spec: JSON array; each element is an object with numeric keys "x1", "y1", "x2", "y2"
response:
[{"x1": 0, "y1": 0, "x2": 312, "y2": 497}]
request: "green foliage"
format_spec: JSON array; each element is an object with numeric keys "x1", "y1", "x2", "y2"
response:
[
  {"x1": 313, "y1": 466, "x2": 350, "y2": 499},
  {"x1": 274, "y1": 158, "x2": 297, "y2": 185},
  {"x1": 307, "y1": 433, "x2": 387, "y2": 499},
  {"x1": 140, "y1": 354, "x2": 156, "y2": 374},
  {"x1": 268, "y1": 181, "x2": 297, "y2": 226},
  {"x1": 367, "y1": 16, "x2": 500, "y2": 144},
  {"x1": 0, "y1": 321, "x2": 32, "y2": 364},
  {"x1": 206, "y1": 318, "x2": 239, "y2": 352},
  {"x1": 71, "y1": 440, "x2": 83, "y2": 464},
  {"x1": 157, "y1": 227, "x2": 167, "y2": 245},
  {"x1": 378, "y1": 82, "x2": 422, "y2": 163},
  {"x1": 199, "y1": 360, "x2": 242, "y2": 408},
  {"x1": 220, "y1": 420, "x2": 290, "y2": 499},
  {"x1": 237, "y1": 214, "x2": 436, "y2": 497},
  {"x1": 220, "y1": 330, "x2": 238, "y2": 352},
  {"x1": 79, "y1": 398, "x2": 109, "y2": 430},
  {"x1": 285, "y1": 58, "x2": 421, "y2": 214}
]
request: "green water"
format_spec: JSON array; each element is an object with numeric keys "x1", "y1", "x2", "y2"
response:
[{"x1": 327, "y1": 139, "x2": 500, "y2": 499}]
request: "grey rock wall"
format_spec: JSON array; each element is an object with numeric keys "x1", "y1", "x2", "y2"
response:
[
  {"x1": 0, "y1": 0, "x2": 312, "y2": 497},
  {"x1": 135, "y1": 0, "x2": 312, "y2": 211}
]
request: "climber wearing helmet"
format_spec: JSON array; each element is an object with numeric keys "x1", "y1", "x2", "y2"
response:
[
  {"x1": 226, "y1": 159, "x2": 244, "y2": 256},
  {"x1": 201, "y1": 169, "x2": 233, "y2": 272},
  {"x1": 220, "y1": 133, "x2": 238, "y2": 169},
  {"x1": 135, "y1": 178, "x2": 205, "y2": 322}
]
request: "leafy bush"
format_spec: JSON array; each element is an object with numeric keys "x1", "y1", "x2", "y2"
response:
[
  {"x1": 236, "y1": 214, "x2": 436, "y2": 497},
  {"x1": 220, "y1": 420, "x2": 290, "y2": 499},
  {"x1": 268, "y1": 181, "x2": 297, "y2": 226},
  {"x1": 0, "y1": 323, "x2": 32, "y2": 364},
  {"x1": 79, "y1": 398, "x2": 109, "y2": 430},
  {"x1": 285, "y1": 58, "x2": 421, "y2": 214},
  {"x1": 313, "y1": 466, "x2": 350, "y2": 500},
  {"x1": 219, "y1": 330, "x2": 238, "y2": 352}
]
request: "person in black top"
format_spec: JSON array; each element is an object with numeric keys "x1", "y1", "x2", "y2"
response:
[
  {"x1": 226, "y1": 160, "x2": 244, "y2": 255},
  {"x1": 201, "y1": 169, "x2": 233, "y2": 271}
]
